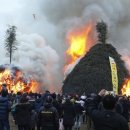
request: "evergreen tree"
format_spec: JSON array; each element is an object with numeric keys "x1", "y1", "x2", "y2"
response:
[
  {"x1": 96, "y1": 21, "x2": 107, "y2": 44},
  {"x1": 5, "y1": 25, "x2": 17, "y2": 64}
]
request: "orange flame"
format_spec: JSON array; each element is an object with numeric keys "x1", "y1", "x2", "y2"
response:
[
  {"x1": 27, "y1": 79, "x2": 39, "y2": 92},
  {"x1": 121, "y1": 78, "x2": 130, "y2": 96},
  {"x1": 0, "y1": 68, "x2": 39, "y2": 93},
  {"x1": 66, "y1": 23, "x2": 94, "y2": 65}
]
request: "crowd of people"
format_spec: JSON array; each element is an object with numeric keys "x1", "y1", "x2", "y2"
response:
[{"x1": 0, "y1": 84, "x2": 130, "y2": 130}]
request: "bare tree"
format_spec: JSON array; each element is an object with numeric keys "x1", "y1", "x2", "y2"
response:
[{"x1": 5, "y1": 25, "x2": 17, "y2": 64}]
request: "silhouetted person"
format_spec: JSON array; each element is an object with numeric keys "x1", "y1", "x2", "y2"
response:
[
  {"x1": 0, "y1": 89, "x2": 11, "y2": 130},
  {"x1": 15, "y1": 97, "x2": 31, "y2": 130},
  {"x1": 62, "y1": 98, "x2": 76, "y2": 130},
  {"x1": 38, "y1": 95, "x2": 59, "y2": 130},
  {"x1": 86, "y1": 89, "x2": 129, "y2": 130}
]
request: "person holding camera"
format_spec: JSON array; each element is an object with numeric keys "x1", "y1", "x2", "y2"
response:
[{"x1": 86, "y1": 89, "x2": 129, "y2": 130}]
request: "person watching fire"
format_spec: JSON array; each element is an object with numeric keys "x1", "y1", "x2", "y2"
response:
[
  {"x1": 0, "y1": 89, "x2": 11, "y2": 130},
  {"x1": 86, "y1": 89, "x2": 129, "y2": 130}
]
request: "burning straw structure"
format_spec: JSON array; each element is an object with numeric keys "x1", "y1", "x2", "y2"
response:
[
  {"x1": 62, "y1": 21, "x2": 129, "y2": 95},
  {"x1": 0, "y1": 64, "x2": 38, "y2": 93}
]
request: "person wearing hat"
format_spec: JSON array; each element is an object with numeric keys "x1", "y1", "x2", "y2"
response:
[
  {"x1": 86, "y1": 89, "x2": 129, "y2": 130},
  {"x1": 38, "y1": 95, "x2": 59, "y2": 130}
]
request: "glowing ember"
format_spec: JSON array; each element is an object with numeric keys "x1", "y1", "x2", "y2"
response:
[
  {"x1": 121, "y1": 78, "x2": 130, "y2": 96},
  {"x1": 66, "y1": 23, "x2": 94, "y2": 64},
  {"x1": 0, "y1": 66, "x2": 39, "y2": 93}
]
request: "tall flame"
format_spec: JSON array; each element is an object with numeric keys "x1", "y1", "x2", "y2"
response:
[
  {"x1": 121, "y1": 78, "x2": 130, "y2": 96},
  {"x1": 0, "y1": 68, "x2": 39, "y2": 93},
  {"x1": 66, "y1": 23, "x2": 94, "y2": 65}
]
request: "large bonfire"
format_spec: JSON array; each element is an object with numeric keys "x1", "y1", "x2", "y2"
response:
[
  {"x1": 0, "y1": 64, "x2": 39, "y2": 93},
  {"x1": 63, "y1": 21, "x2": 129, "y2": 95}
]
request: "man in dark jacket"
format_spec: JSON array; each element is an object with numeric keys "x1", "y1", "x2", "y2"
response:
[
  {"x1": 15, "y1": 96, "x2": 32, "y2": 130},
  {"x1": 0, "y1": 89, "x2": 11, "y2": 130},
  {"x1": 87, "y1": 89, "x2": 129, "y2": 130},
  {"x1": 87, "y1": 90, "x2": 129, "y2": 130},
  {"x1": 34, "y1": 94, "x2": 43, "y2": 130},
  {"x1": 38, "y1": 95, "x2": 59, "y2": 130},
  {"x1": 62, "y1": 98, "x2": 76, "y2": 130},
  {"x1": 34, "y1": 94, "x2": 43, "y2": 113},
  {"x1": 52, "y1": 93, "x2": 62, "y2": 118}
]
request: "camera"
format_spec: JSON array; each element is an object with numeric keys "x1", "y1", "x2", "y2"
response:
[{"x1": 105, "y1": 91, "x2": 115, "y2": 96}]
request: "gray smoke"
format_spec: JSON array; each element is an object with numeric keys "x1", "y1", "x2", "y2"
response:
[{"x1": 0, "y1": 0, "x2": 130, "y2": 92}]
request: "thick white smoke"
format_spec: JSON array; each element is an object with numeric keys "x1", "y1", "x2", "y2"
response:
[{"x1": 0, "y1": 0, "x2": 130, "y2": 92}]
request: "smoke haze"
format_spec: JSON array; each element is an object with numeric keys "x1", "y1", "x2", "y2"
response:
[{"x1": 0, "y1": 0, "x2": 130, "y2": 92}]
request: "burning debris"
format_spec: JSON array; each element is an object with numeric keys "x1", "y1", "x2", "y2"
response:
[
  {"x1": 121, "y1": 78, "x2": 130, "y2": 96},
  {"x1": 63, "y1": 21, "x2": 129, "y2": 95},
  {"x1": 0, "y1": 64, "x2": 39, "y2": 93}
]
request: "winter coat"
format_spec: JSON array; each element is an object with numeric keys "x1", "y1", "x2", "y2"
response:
[
  {"x1": 38, "y1": 103, "x2": 59, "y2": 130},
  {"x1": 52, "y1": 99, "x2": 62, "y2": 118},
  {"x1": 62, "y1": 100, "x2": 76, "y2": 126},
  {"x1": 15, "y1": 102, "x2": 31, "y2": 125},
  {"x1": 74, "y1": 102, "x2": 84, "y2": 115},
  {"x1": 87, "y1": 95, "x2": 129, "y2": 130},
  {"x1": 34, "y1": 98, "x2": 43, "y2": 113},
  {"x1": 0, "y1": 97, "x2": 10, "y2": 120}
]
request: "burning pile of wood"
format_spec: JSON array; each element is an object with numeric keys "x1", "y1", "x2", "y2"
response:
[
  {"x1": 63, "y1": 21, "x2": 129, "y2": 94},
  {"x1": 0, "y1": 64, "x2": 38, "y2": 93}
]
